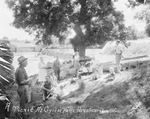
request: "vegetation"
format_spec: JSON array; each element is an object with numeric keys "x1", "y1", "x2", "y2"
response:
[
  {"x1": 0, "y1": 43, "x2": 15, "y2": 92},
  {"x1": 128, "y1": 0, "x2": 150, "y2": 37},
  {"x1": 6, "y1": 0, "x2": 126, "y2": 58}
]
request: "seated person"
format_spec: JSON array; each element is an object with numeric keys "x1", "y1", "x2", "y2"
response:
[
  {"x1": 57, "y1": 78, "x2": 85, "y2": 101},
  {"x1": 92, "y1": 67, "x2": 103, "y2": 80},
  {"x1": 77, "y1": 65, "x2": 88, "y2": 76},
  {"x1": 105, "y1": 67, "x2": 116, "y2": 82},
  {"x1": 42, "y1": 76, "x2": 54, "y2": 101}
]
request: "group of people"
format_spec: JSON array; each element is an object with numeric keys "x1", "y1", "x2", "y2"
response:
[
  {"x1": 38, "y1": 51, "x2": 80, "y2": 83},
  {"x1": 14, "y1": 51, "x2": 81, "y2": 118},
  {"x1": 14, "y1": 40, "x2": 123, "y2": 118},
  {"x1": 15, "y1": 55, "x2": 59, "y2": 106},
  {"x1": 38, "y1": 56, "x2": 60, "y2": 83}
]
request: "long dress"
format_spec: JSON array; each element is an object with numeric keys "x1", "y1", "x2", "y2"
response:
[
  {"x1": 73, "y1": 55, "x2": 80, "y2": 70},
  {"x1": 53, "y1": 59, "x2": 60, "y2": 81},
  {"x1": 38, "y1": 62, "x2": 47, "y2": 82}
]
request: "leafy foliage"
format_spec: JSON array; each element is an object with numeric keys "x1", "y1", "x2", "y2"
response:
[
  {"x1": 127, "y1": 0, "x2": 149, "y2": 7},
  {"x1": 127, "y1": 0, "x2": 150, "y2": 38},
  {"x1": 0, "y1": 43, "x2": 15, "y2": 91},
  {"x1": 126, "y1": 26, "x2": 140, "y2": 40},
  {"x1": 6, "y1": 0, "x2": 126, "y2": 47}
]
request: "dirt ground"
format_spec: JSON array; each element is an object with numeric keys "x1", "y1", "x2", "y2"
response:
[{"x1": 8, "y1": 48, "x2": 150, "y2": 119}]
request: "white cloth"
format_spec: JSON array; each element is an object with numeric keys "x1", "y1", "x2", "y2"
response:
[
  {"x1": 38, "y1": 62, "x2": 47, "y2": 82},
  {"x1": 53, "y1": 81, "x2": 79, "y2": 97}
]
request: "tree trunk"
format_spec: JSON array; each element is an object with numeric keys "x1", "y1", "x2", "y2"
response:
[
  {"x1": 78, "y1": 45, "x2": 86, "y2": 60},
  {"x1": 73, "y1": 45, "x2": 78, "y2": 53},
  {"x1": 73, "y1": 23, "x2": 86, "y2": 59}
]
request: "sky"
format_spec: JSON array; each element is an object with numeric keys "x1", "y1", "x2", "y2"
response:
[
  {"x1": 0, "y1": 0, "x2": 34, "y2": 40},
  {"x1": 114, "y1": 0, "x2": 146, "y2": 31},
  {"x1": 0, "y1": 0, "x2": 147, "y2": 41}
]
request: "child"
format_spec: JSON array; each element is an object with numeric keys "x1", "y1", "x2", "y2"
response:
[
  {"x1": 109, "y1": 67, "x2": 116, "y2": 78},
  {"x1": 105, "y1": 67, "x2": 116, "y2": 83},
  {"x1": 42, "y1": 76, "x2": 53, "y2": 101},
  {"x1": 92, "y1": 66, "x2": 103, "y2": 80}
]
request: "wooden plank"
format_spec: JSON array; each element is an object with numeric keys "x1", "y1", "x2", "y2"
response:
[{"x1": 122, "y1": 55, "x2": 149, "y2": 61}]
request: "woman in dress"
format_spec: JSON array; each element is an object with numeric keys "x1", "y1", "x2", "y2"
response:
[
  {"x1": 53, "y1": 56, "x2": 61, "y2": 81},
  {"x1": 38, "y1": 57, "x2": 47, "y2": 84},
  {"x1": 73, "y1": 52, "x2": 80, "y2": 76}
]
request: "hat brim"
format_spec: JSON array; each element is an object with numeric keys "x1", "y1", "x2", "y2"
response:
[{"x1": 18, "y1": 58, "x2": 28, "y2": 64}]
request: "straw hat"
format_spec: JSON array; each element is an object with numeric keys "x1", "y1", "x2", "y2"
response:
[{"x1": 18, "y1": 56, "x2": 28, "y2": 64}]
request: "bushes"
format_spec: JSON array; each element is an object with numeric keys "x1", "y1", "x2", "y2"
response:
[{"x1": 103, "y1": 40, "x2": 150, "y2": 57}]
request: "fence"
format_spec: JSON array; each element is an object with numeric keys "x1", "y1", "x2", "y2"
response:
[{"x1": 15, "y1": 47, "x2": 41, "y2": 52}]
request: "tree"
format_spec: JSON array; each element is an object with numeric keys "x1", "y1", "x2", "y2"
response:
[
  {"x1": 6, "y1": 0, "x2": 126, "y2": 59},
  {"x1": 126, "y1": 26, "x2": 138, "y2": 40},
  {"x1": 129, "y1": 0, "x2": 150, "y2": 37},
  {"x1": 127, "y1": 0, "x2": 149, "y2": 7}
]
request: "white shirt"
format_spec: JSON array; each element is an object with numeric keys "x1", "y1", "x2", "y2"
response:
[{"x1": 115, "y1": 44, "x2": 122, "y2": 54}]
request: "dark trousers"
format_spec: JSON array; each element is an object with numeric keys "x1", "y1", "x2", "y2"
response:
[
  {"x1": 17, "y1": 86, "x2": 28, "y2": 109},
  {"x1": 54, "y1": 69, "x2": 60, "y2": 81},
  {"x1": 43, "y1": 90, "x2": 51, "y2": 99},
  {"x1": 43, "y1": 90, "x2": 49, "y2": 98}
]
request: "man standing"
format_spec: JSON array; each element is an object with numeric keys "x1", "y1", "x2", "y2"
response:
[
  {"x1": 73, "y1": 52, "x2": 80, "y2": 76},
  {"x1": 115, "y1": 40, "x2": 123, "y2": 73},
  {"x1": 15, "y1": 56, "x2": 31, "y2": 110},
  {"x1": 53, "y1": 56, "x2": 60, "y2": 81}
]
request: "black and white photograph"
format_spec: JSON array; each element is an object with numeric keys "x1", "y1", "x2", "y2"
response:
[{"x1": 1, "y1": 0, "x2": 150, "y2": 119}]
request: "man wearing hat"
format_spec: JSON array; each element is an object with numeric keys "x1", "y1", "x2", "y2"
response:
[
  {"x1": 15, "y1": 56, "x2": 31, "y2": 110},
  {"x1": 115, "y1": 40, "x2": 123, "y2": 73}
]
